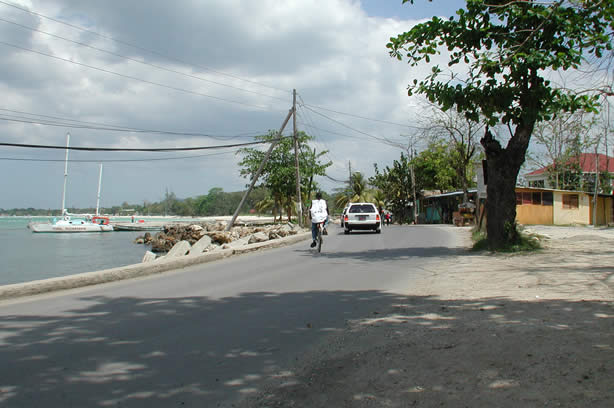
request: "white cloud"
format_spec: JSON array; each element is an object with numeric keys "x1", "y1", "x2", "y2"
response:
[{"x1": 0, "y1": 0, "x2": 438, "y2": 209}]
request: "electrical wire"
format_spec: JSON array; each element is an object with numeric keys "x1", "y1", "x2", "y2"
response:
[
  {"x1": 0, "y1": 137, "x2": 288, "y2": 152},
  {"x1": 0, "y1": 108, "x2": 266, "y2": 140},
  {"x1": 0, "y1": 0, "x2": 290, "y2": 94},
  {"x1": 0, "y1": 16, "x2": 290, "y2": 103},
  {"x1": 0, "y1": 40, "x2": 274, "y2": 111},
  {"x1": 0, "y1": 150, "x2": 237, "y2": 163},
  {"x1": 302, "y1": 102, "x2": 427, "y2": 129}
]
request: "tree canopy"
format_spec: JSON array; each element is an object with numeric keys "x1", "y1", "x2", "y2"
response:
[{"x1": 389, "y1": 0, "x2": 614, "y2": 248}]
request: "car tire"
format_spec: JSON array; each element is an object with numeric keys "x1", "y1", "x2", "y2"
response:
[
  {"x1": 344, "y1": 228, "x2": 350, "y2": 235},
  {"x1": 376, "y1": 229, "x2": 381, "y2": 234}
]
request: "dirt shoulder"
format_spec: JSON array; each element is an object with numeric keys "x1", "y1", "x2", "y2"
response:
[{"x1": 240, "y1": 225, "x2": 614, "y2": 407}]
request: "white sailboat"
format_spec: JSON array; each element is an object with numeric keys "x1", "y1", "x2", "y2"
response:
[{"x1": 28, "y1": 133, "x2": 113, "y2": 233}]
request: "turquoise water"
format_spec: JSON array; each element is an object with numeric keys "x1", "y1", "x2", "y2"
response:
[{"x1": 0, "y1": 217, "x2": 147, "y2": 286}]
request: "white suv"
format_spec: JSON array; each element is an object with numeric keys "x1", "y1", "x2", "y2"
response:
[{"x1": 343, "y1": 202, "x2": 381, "y2": 234}]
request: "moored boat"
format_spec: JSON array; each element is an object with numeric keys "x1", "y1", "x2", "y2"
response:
[
  {"x1": 28, "y1": 133, "x2": 113, "y2": 233},
  {"x1": 29, "y1": 215, "x2": 113, "y2": 233}
]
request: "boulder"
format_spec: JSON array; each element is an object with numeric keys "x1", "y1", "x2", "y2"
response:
[
  {"x1": 226, "y1": 236, "x2": 250, "y2": 248},
  {"x1": 166, "y1": 240, "x2": 191, "y2": 258},
  {"x1": 208, "y1": 231, "x2": 232, "y2": 244},
  {"x1": 188, "y1": 235, "x2": 212, "y2": 256},
  {"x1": 142, "y1": 251, "x2": 157, "y2": 263},
  {"x1": 134, "y1": 237, "x2": 145, "y2": 244},
  {"x1": 248, "y1": 232, "x2": 269, "y2": 244}
]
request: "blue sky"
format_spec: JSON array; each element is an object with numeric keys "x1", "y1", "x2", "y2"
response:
[
  {"x1": 363, "y1": 0, "x2": 467, "y2": 19},
  {"x1": 0, "y1": 0, "x2": 478, "y2": 210}
]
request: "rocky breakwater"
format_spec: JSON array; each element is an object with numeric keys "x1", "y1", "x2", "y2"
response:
[{"x1": 134, "y1": 221, "x2": 307, "y2": 262}]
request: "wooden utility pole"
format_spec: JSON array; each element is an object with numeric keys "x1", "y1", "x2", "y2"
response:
[
  {"x1": 226, "y1": 107, "x2": 295, "y2": 231},
  {"x1": 293, "y1": 89, "x2": 303, "y2": 226}
]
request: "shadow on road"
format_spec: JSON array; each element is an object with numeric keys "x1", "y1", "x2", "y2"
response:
[{"x1": 1, "y1": 291, "x2": 612, "y2": 407}]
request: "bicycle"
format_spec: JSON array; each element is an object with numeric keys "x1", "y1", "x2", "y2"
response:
[{"x1": 316, "y1": 221, "x2": 324, "y2": 253}]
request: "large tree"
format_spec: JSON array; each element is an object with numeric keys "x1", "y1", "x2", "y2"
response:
[{"x1": 388, "y1": 0, "x2": 612, "y2": 248}]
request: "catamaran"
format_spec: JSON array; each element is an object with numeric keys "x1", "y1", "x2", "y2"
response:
[{"x1": 28, "y1": 133, "x2": 113, "y2": 233}]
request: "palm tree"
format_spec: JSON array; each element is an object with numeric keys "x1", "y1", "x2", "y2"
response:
[
  {"x1": 372, "y1": 189, "x2": 386, "y2": 211},
  {"x1": 335, "y1": 171, "x2": 372, "y2": 208}
]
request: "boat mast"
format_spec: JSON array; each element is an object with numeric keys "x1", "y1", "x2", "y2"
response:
[
  {"x1": 60, "y1": 132, "x2": 70, "y2": 215},
  {"x1": 96, "y1": 163, "x2": 103, "y2": 216}
]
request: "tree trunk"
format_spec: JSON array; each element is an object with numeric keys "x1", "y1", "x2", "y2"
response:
[{"x1": 481, "y1": 127, "x2": 532, "y2": 249}]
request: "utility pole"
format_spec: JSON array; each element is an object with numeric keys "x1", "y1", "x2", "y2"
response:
[
  {"x1": 226, "y1": 107, "x2": 295, "y2": 231},
  {"x1": 293, "y1": 89, "x2": 303, "y2": 226}
]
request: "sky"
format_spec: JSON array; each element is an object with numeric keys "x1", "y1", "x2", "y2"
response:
[{"x1": 0, "y1": 0, "x2": 470, "y2": 210}]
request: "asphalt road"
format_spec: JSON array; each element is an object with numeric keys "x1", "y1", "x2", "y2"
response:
[{"x1": 0, "y1": 224, "x2": 466, "y2": 407}]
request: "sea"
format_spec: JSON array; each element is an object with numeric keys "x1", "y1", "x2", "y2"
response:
[{"x1": 0, "y1": 216, "x2": 155, "y2": 286}]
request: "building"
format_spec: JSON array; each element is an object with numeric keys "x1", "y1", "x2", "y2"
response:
[
  {"x1": 516, "y1": 187, "x2": 614, "y2": 226},
  {"x1": 419, "y1": 186, "x2": 614, "y2": 226},
  {"x1": 525, "y1": 153, "x2": 614, "y2": 191}
]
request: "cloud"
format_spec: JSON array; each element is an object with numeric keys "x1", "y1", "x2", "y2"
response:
[{"x1": 0, "y1": 0, "x2": 438, "y2": 209}]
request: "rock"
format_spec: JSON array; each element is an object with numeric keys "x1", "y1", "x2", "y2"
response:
[
  {"x1": 166, "y1": 240, "x2": 191, "y2": 257},
  {"x1": 208, "y1": 231, "x2": 232, "y2": 244},
  {"x1": 134, "y1": 237, "x2": 145, "y2": 244},
  {"x1": 248, "y1": 232, "x2": 269, "y2": 244},
  {"x1": 190, "y1": 224, "x2": 203, "y2": 232},
  {"x1": 142, "y1": 251, "x2": 157, "y2": 263},
  {"x1": 188, "y1": 235, "x2": 212, "y2": 255},
  {"x1": 204, "y1": 244, "x2": 219, "y2": 252},
  {"x1": 226, "y1": 236, "x2": 250, "y2": 248}
]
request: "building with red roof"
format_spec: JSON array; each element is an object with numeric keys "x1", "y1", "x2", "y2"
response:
[{"x1": 525, "y1": 153, "x2": 614, "y2": 191}]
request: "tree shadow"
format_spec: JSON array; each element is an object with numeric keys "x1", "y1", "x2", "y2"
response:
[{"x1": 1, "y1": 291, "x2": 612, "y2": 407}]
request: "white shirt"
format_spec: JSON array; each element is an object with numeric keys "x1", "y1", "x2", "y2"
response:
[{"x1": 310, "y1": 199, "x2": 328, "y2": 223}]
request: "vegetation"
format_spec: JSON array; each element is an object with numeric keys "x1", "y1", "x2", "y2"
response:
[
  {"x1": 238, "y1": 131, "x2": 331, "y2": 222},
  {"x1": 389, "y1": 0, "x2": 613, "y2": 249},
  {"x1": 472, "y1": 227, "x2": 542, "y2": 253}
]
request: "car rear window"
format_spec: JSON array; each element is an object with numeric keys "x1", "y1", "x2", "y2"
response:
[{"x1": 349, "y1": 204, "x2": 376, "y2": 213}]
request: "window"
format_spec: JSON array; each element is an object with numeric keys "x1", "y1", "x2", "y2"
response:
[
  {"x1": 532, "y1": 192, "x2": 542, "y2": 205},
  {"x1": 542, "y1": 192, "x2": 553, "y2": 206},
  {"x1": 349, "y1": 204, "x2": 376, "y2": 213},
  {"x1": 529, "y1": 180, "x2": 545, "y2": 188},
  {"x1": 516, "y1": 192, "x2": 523, "y2": 205},
  {"x1": 522, "y1": 192, "x2": 532, "y2": 204},
  {"x1": 562, "y1": 194, "x2": 579, "y2": 209}
]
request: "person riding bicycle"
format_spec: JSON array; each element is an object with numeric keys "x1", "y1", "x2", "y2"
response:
[{"x1": 309, "y1": 191, "x2": 328, "y2": 248}]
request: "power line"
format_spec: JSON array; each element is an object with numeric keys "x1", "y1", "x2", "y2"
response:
[
  {"x1": 301, "y1": 102, "x2": 427, "y2": 130},
  {"x1": 0, "y1": 108, "x2": 266, "y2": 140},
  {"x1": 0, "y1": 138, "x2": 287, "y2": 152},
  {"x1": 0, "y1": 40, "x2": 274, "y2": 110},
  {"x1": 0, "y1": 16, "x2": 290, "y2": 104},
  {"x1": 0, "y1": 150, "x2": 237, "y2": 163},
  {"x1": 300, "y1": 104, "x2": 390, "y2": 143},
  {"x1": 0, "y1": 0, "x2": 290, "y2": 94}
]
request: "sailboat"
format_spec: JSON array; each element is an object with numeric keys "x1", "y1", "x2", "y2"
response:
[{"x1": 28, "y1": 133, "x2": 114, "y2": 233}]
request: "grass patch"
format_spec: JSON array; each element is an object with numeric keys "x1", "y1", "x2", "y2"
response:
[{"x1": 471, "y1": 228, "x2": 542, "y2": 253}]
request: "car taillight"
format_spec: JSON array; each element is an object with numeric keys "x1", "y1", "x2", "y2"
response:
[
  {"x1": 376, "y1": 214, "x2": 380, "y2": 221},
  {"x1": 344, "y1": 215, "x2": 348, "y2": 221}
]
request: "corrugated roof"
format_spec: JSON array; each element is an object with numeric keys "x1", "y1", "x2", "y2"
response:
[{"x1": 526, "y1": 153, "x2": 614, "y2": 176}]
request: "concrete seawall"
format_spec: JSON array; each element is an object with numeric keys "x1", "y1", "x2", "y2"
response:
[{"x1": 0, "y1": 232, "x2": 311, "y2": 301}]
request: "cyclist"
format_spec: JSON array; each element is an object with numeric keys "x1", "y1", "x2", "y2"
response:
[{"x1": 309, "y1": 191, "x2": 328, "y2": 248}]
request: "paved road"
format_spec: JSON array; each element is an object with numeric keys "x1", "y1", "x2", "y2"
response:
[{"x1": 0, "y1": 224, "x2": 466, "y2": 407}]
